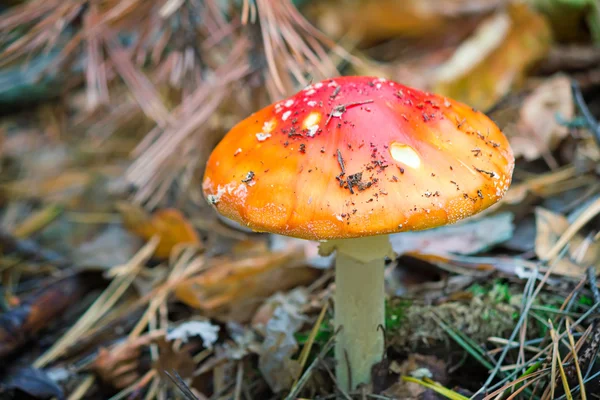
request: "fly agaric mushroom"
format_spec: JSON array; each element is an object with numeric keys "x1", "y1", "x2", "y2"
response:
[{"x1": 203, "y1": 76, "x2": 514, "y2": 390}]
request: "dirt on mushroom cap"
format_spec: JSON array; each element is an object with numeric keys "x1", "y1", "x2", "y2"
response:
[{"x1": 203, "y1": 76, "x2": 515, "y2": 240}]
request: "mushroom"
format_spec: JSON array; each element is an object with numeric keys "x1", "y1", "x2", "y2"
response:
[{"x1": 203, "y1": 76, "x2": 514, "y2": 390}]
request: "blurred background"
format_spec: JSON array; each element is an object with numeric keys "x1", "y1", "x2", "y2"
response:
[{"x1": 1, "y1": 0, "x2": 600, "y2": 399}]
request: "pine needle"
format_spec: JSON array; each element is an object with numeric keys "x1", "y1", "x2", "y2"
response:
[
  {"x1": 293, "y1": 300, "x2": 329, "y2": 383},
  {"x1": 34, "y1": 237, "x2": 159, "y2": 368},
  {"x1": 550, "y1": 320, "x2": 573, "y2": 400},
  {"x1": 566, "y1": 320, "x2": 587, "y2": 400}
]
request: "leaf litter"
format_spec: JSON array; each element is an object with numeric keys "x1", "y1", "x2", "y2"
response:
[{"x1": 1, "y1": 0, "x2": 600, "y2": 399}]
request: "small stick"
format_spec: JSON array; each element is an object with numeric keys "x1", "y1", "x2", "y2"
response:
[
  {"x1": 326, "y1": 100, "x2": 374, "y2": 126},
  {"x1": 336, "y1": 149, "x2": 346, "y2": 176},
  {"x1": 571, "y1": 79, "x2": 600, "y2": 147}
]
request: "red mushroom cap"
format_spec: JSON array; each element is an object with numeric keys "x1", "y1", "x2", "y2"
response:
[{"x1": 203, "y1": 76, "x2": 514, "y2": 240}]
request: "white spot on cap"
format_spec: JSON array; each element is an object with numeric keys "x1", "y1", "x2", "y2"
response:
[
  {"x1": 263, "y1": 120, "x2": 275, "y2": 133},
  {"x1": 307, "y1": 125, "x2": 319, "y2": 137},
  {"x1": 211, "y1": 182, "x2": 238, "y2": 204},
  {"x1": 256, "y1": 132, "x2": 271, "y2": 141},
  {"x1": 234, "y1": 148, "x2": 242, "y2": 155},
  {"x1": 314, "y1": 82, "x2": 323, "y2": 88},
  {"x1": 306, "y1": 89, "x2": 316, "y2": 96},
  {"x1": 328, "y1": 81, "x2": 338, "y2": 87},
  {"x1": 390, "y1": 142, "x2": 421, "y2": 169},
  {"x1": 234, "y1": 183, "x2": 249, "y2": 199},
  {"x1": 303, "y1": 112, "x2": 321, "y2": 130},
  {"x1": 282, "y1": 110, "x2": 292, "y2": 121},
  {"x1": 256, "y1": 120, "x2": 275, "y2": 141},
  {"x1": 307, "y1": 101, "x2": 317, "y2": 107},
  {"x1": 285, "y1": 99, "x2": 294, "y2": 107}
]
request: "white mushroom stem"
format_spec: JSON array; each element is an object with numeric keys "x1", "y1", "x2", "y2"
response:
[{"x1": 320, "y1": 235, "x2": 394, "y2": 391}]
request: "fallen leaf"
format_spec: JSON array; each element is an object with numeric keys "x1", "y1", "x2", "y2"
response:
[
  {"x1": 90, "y1": 331, "x2": 164, "y2": 390},
  {"x1": 503, "y1": 215, "x2": 536, "y2": 252},
  {"x1": 390, "y1": 212, "x2": 515, "y2": 256},
  {"x1": 433, "y1": 2, "x2": 552, "y2": 110},
  {"x1": 506, "y1": 75, "x2": 574, "y2": 161},
  {"x1": 313, "y1": 0, "x2": 503, "y2": 44},
  {"x1": 2, "y1": 171, "x2": 92, "y2": 201},
  {"x1": 530, "y1": 0, "x2": 600, "y2": 43},
  {"x1": 153, "y1": 337, "x2": 196, "y2": 384},
  {"x1": 534, "y1": 207, "x2": 600, "y2": 277},
  {"x1": 73, "y1": 225, "x2": 140, "y2": 268},
  {"x1": 118, "y1": 203, "x2": 202, "y2": 258},
  {"x1": 258, "y1": 288, "x2": 308, "y2": 393},
  {"x1": 174, "y1": 247, "x2": 320, "y2": 322},
  {"x1": 1, "y1": 367, "x2": 65, "y2": 400}
]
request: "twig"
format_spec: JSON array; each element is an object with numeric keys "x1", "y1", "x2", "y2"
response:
[
  {"x1": 571, "y1": 79, "x2": 600, "y2": 147},
  {"x1": 344, "y1": 349, "x2": 353, "y2": 393},
  {"x1": 321, "y1": 359, "x2": 352, "y2": 400},
  {"x1": 587, "y1": 266, "x2": 600, "y2": 304},
  {"x1": 165, "y1": 370, "x2": 199, "y2": 400},
  {"x1": 234, "y1": 362, "x2": 244, "y2": 400},
  {"x1": 325, "y1": 100, "x2": 374, "y2": 126}
]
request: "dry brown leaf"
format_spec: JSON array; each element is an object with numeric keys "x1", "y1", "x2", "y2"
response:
[
  {"x1": 118, "y1": 203, "x2": 202, "y2": 258},
  {"x1": 1, "y1": 164, "x2": 124, "y2": 205},
  {"x1": 534, "y1": 207, "x2": 600, "y2": 277},
  {"x1": 174, "y1": 247, "x2": 320, "y2": 323},
  {"x1": 433, "y1": 2, "x2": 552, "y2": 110},
  {"x1": 313, "y1": 0, "x2": 504, "y2": 44},
  {"x1": 2, "y1": 172, "x2": 91, "y2": 200},
  {"x1": 90, "y1": 331, "x2": 164, "y2": 389},
  {"x1": 506, "y1": 75, "x2": 574, "y2": 161},
  {"x1": 153, "y1": 337, "x2": 196, "y2": 384}
]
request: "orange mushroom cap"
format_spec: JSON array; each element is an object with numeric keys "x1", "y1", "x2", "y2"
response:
[{"x1": 203, "y1": 76, "x2": 514, "y2": 240}]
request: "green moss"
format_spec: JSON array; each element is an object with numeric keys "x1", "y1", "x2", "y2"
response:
[
  {"x1": 295, "y1": 321, "x2": 333, "y2": 346},
  {"x1": 579, "y1": 294, "x2": 593, "y2": 306},
  {"x1": 385, "y1": 299, "x2": 411, "y2": 331},
  {"x1": 469, "y1": 280, "x2": 512, "y2": 304}
]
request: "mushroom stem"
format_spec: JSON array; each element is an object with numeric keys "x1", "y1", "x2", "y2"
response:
[{"x1": 330, "y1": 235, "x2": 392, "y2": 391}]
